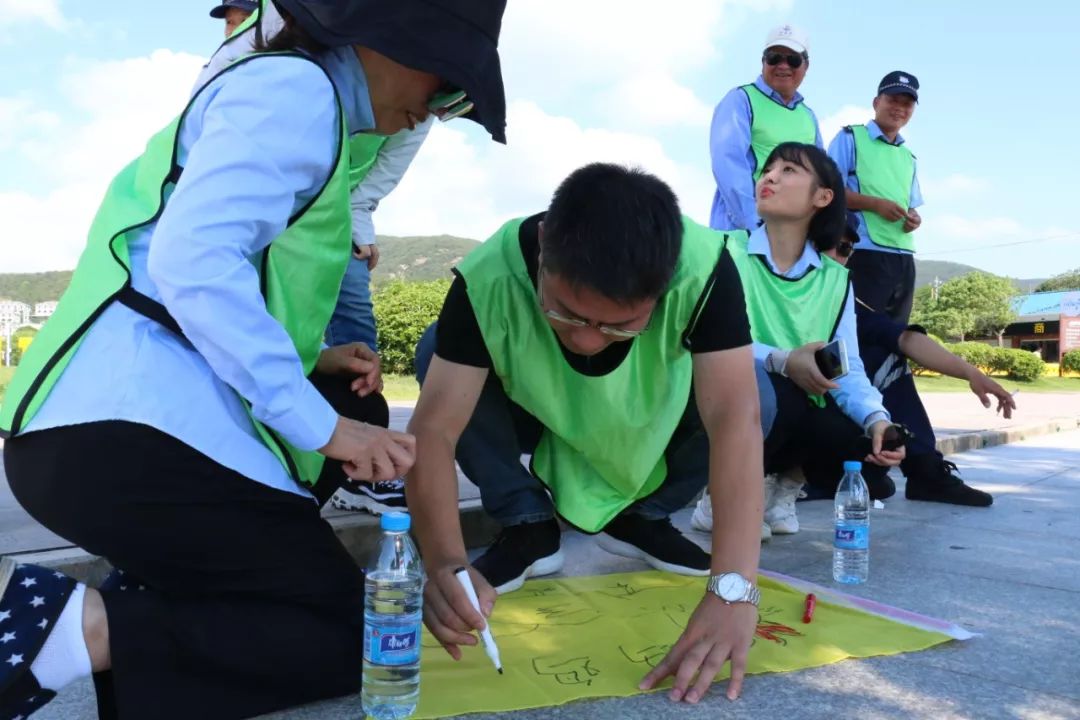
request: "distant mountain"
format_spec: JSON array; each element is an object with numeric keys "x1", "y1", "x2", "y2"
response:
[
  {"x1": 2, "y1": 240, "x2": 1054, "y2": 304},
  {"x1": 374, "y1": 234, "x2": 479, "y2": 284},
  {"x1": 913, "y1": 260, "x2": 1045, "y2": 294},
  {"x1": 0, "y1": 271, "x2": 73, "y2": 306}
]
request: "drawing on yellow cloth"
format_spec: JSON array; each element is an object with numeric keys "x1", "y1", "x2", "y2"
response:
[{"x1": 413, "y1": 571, "x2": 956, "y2": 719}]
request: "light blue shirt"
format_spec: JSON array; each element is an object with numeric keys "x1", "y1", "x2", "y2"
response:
[
  {"x1": 193, "y1": 7, "x2": 432, "y2": 250},
  {"x1": 827, "y1": 120, "x2": 924, "y2": 256},
  {"x1": 745, "y1": 226, "x2": 889, "y2": 429},
  {"x1": 709, "y1": 76, "x2": 823, "y2": 231},
  {"x1": 27, "y1": 50, "x2": 375, "y2": 498},
  {"x1": 351, "y1": 118, "x2": 432, "y2": 247}
]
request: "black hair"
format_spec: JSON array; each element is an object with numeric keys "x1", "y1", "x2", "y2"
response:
[
  {"x1": 761, "y1": 142, "x2": 846, "y2": 253},
  {"x1": 254, "y1": 1, "x2": 327, "y2": 55},
  {"x1": 540, "y1": 163, "x2": 683, "y2": 303}
]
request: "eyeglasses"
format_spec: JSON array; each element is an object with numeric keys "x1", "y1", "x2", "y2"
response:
[
  {"x1": 763, "y1": 51, "x2": 805, "y2": 69},
  {"x1": 836, "y1": 240, "x2": 854, "y2": 258},
  {"x1": 537, "y1": 272, "x2": 650, "y2": 339},
  {"x1": 428, "y1": 88, "x2": 474, "y2": 122}
]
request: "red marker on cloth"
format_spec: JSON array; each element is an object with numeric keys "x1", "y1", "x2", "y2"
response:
[{"x1": 802, "y1": 593, "x2": 817, "y2": 624}]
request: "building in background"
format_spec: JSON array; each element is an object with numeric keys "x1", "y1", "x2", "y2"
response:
[
  {"x1": 32, "y1": 301, "x2": 58, "y2": 319},
  {"x1": 0, "y1": 299, "x2": 31, "y2": 331},
  {"x1": 996, "y1": 291, "x2": 1074, "y2": 361}
]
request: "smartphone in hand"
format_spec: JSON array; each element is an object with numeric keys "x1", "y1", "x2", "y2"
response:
[{"x1": 814, "y1": 338, "x2": 849, "y2": 380}]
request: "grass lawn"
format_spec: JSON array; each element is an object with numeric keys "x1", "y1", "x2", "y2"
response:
[
  {"x1": 383, "y1": 373, "x2": 420, "y2": 403},
  {"x1": 914, "y1": 373, "x2": 1080, "y2": 394}
]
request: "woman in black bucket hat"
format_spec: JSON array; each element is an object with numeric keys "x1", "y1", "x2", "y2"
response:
[{"x1": 0, "y1": 2, "x2": 507, "y2": 718}]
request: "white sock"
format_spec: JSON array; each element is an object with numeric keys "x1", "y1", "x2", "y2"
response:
[{"x1": 29, "y1": 583, "x2": 92, "y2": 692}]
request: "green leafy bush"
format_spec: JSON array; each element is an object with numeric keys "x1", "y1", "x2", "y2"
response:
[
  {"x1": 1003, "y1": 349, "x2": 1046, "y2": 382},
  {"x1": 372, "y1": 280, "x2": 451, "y2": 374},
  {"x1": 947, "y1": 342, "x2": 994, "y2": 372},
  {"x1": 1062, "y1": 350, "x2": 1080, "y2": 375}
]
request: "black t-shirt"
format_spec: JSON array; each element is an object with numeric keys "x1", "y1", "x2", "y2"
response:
[{"x1": 434, "y1": 214, "x2": 752, "y2": 377}]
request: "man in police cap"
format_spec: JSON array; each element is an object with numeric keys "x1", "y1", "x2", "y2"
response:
[
  {"x1": 209, "y1": 0, "x2": 257, "y2": 37},
  {"x1": 709, "y1": 23, "x2": 823, "y2": 231},
  {"x1": 828, "y1": 71, "x2": 923, "y2": 323}
]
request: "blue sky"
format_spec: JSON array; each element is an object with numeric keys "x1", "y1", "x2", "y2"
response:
[{"x1": 1, "y1": 0, "x2": 1078, "y2": 281}]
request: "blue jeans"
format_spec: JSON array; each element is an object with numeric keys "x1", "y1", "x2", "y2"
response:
[
  {"x1": 416, "y1": 323, "x2": 773, "y2": 527},
  {"x1": 326, "y1": 256, "x2": 377, "y2": 350}
]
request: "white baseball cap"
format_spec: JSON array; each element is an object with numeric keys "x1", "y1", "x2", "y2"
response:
[{"x1": 763, "y1": 23, "x2": 809, "y2": 55}]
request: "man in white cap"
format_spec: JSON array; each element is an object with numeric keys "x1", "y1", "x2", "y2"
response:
[{"x1": 709, "y1": 23, "x2": 822, "y2": 231}]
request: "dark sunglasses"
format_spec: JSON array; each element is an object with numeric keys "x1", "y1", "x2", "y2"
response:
[{"x1": 763, "y1": 51, "x2": 805, "y2": 69}]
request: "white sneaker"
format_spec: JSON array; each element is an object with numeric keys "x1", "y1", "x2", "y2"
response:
[
  {"x1": 765, "y1": 469, "x2": 804, "y2": 535},
  {"x1": 331, "y1": 478, "x2": 408, "y2": 515},
  {"x1": 691, "y1": 492, "x2": 772, "y2": 541},
  {"x1": 690, "y1": 492, "x2": 713, "y2": 532}
]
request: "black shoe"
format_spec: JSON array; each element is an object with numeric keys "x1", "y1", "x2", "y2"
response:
[
  {"x1": 906, "y1": 458, "x2": 993, "y2": 507},
  {"x1": 473, "y1": 519, "x2": 564, "y2": 595},
  {"x1": 331, "y1": 478, "x2": 408, "y2": 515},
  {"x1": 597, "y1": 514, "x2": 710, "y2": 576}
]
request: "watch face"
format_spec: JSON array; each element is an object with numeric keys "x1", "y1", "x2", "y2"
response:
[{"x1": 716, "y1": 573, "x2": 746, "y2": 600}]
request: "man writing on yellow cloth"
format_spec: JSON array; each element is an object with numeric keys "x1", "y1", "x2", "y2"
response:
[{"x1": 407, "y1": 163, "x2": 768, "y2": 704}]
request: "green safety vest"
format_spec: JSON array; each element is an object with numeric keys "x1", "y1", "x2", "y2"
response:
[
  {"x1": 348, "y1": 134, "x2": 389, "y2": 191},
  {"x1": 847, "y1": 124, "x2": 917, "y2": 252},
  {"x1": 0, "y1": 52, "x2": 353, "y2": 488},
  {"x1": 724, "y1": 231, "x2": 849, "y2": 406},
  {"x1": 741, "y1": 84, "x2": 818, "y2": 182},
  {"x1": 211, "y1": 2, "x2": 386, "y2": 196},
  {"x1": 456, "y1": 216, "x2": 723, "y2": 532}
]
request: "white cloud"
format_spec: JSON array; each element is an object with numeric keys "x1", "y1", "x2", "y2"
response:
[
  {"x1": 818, "y1": 104, "x2": 871, "y2": 147},
  {"x1": 374, "y1": 101, "x2": 715, "y2": 243},
  {"x1": 932, "y1": 215, "x2": 1026, "y2": 241},
  {"x1": 499, "y1": 0, "x2": 789, "y2": 129},
  {"x1": 0, "y1": 0, "x2": 64, "y2": 30},
  {"x1": 0, "y1": 49, "x2": 206, "y2": 272}
]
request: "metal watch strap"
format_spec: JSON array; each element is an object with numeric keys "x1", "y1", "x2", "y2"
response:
[{"x1": 707, "y1": 574, "x2": 760, "y2": 606}]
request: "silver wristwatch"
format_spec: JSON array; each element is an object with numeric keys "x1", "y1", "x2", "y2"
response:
[{"x1": 706, "y1": 572, "x2": 760, "y2": 606}]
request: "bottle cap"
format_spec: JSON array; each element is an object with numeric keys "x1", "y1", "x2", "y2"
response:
[
  {"x1": 381, "y1": 511, "x2": 411, "y2": 532},
  {"x1": 843, "y1": 461, "x2": 862, "y2": 473}
]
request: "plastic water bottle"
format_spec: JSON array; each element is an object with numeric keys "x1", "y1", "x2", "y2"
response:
[
  {"x1": 833, "y1": 460, "x2": 870, "y2": 584},
  {"x1": 362, "y1": 512, "x2": 424, "y2": 720}
]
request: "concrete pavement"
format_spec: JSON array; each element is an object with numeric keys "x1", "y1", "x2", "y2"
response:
[{"x1": 25, "y1": 427, "x2": 1080, "y2": 720}]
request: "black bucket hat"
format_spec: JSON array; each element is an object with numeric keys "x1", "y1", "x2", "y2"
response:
[{"x1": 274, "y1": 0, "x2": 508, "y2": 143}]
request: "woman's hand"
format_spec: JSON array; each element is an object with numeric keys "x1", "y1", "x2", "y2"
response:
[
  {"x1": 785, "y1": 343, "x2": 840, "y2": 396},
  {"x1": 638, "y1": 594, "x2": 757, "y2": 703},
  {"x1": 317, "y1": 343, "x2": 383, "y2": 397},
  {"x1": 319, "y1": 416, "x2": 415, "y2": 481},
  {"x1": 865, "y1": 420, "x2": 905, "y2": 467}
]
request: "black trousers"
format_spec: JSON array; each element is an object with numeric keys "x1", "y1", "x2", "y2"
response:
[
  {"x1": 3, "y1": 373, "x2": 388, "y2": 720},
  {"x1": 848, "y1": 250, "x2": 916, "y2": 324},
  {"x1": 763, "y1": 372, "x2": 895, "y2": 500}
]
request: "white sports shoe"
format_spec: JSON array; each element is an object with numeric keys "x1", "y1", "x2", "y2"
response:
[
  {"x1": 764, "y1": 469, "x2": 805, "y2": 534},
  {"x1": 691, "y1": 492, "x2": 771, "y2": 541}
]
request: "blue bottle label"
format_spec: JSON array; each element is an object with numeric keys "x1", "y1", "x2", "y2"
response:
[
  {"x1": 364, "y1": 612, "x2": 421, "y2": 666},
  {"x1": 834, "y1": 524, "x2": 869, "y2": 550}
]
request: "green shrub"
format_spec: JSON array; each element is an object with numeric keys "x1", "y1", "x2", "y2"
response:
[
  {"x1": 947, "y1": 342, "x2": 994, "y2": 372},
  {"x1": 1003, "y1": 349, "x2": 1046, "y2": 382},
  {"x1": 986, "y1": 346, "x2": 1014, "y2": 376},
  {"x1": 1062, "y1": 350, "x2": 1080, "y2": 375},
  {"x1": 373, "y1": 279, "x2": 451, "y2": 374}
]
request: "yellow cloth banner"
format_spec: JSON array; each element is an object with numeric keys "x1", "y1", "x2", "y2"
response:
[{"x1": 414, "y1": 571, "x2": 955, "y2": 718}]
